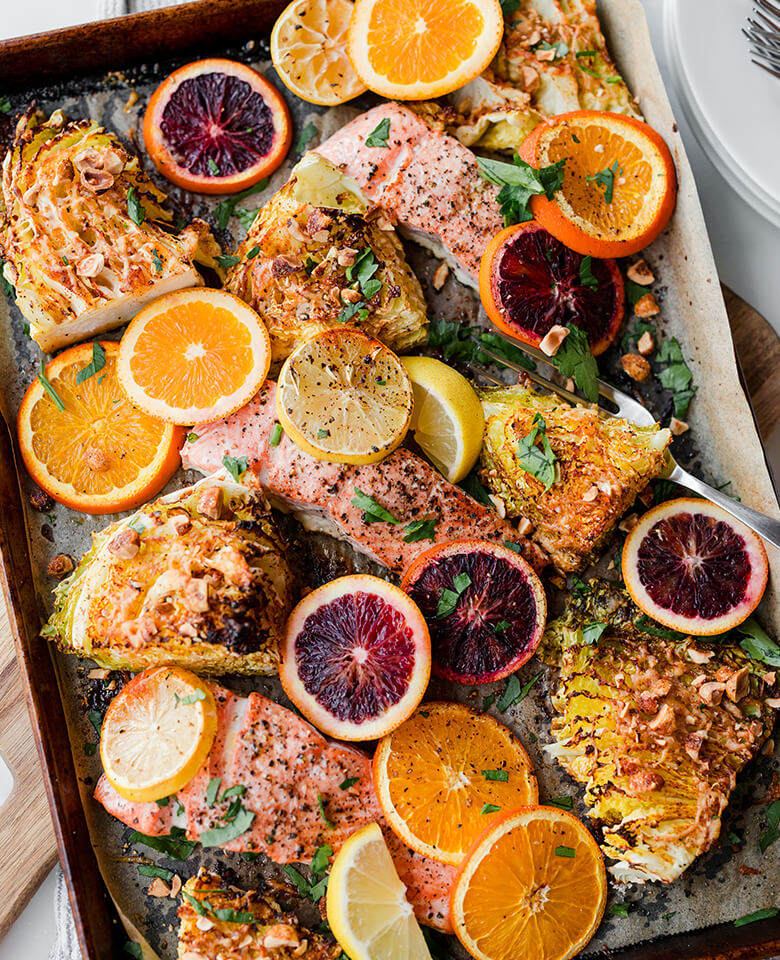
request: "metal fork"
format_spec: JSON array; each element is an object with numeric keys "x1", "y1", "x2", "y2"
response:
[
  {"x1": 744, "y1": 0, "x2": 780, "y2": 79},
  {"x1": 470, "y1": 332, "x2": 780, "y2": 550}
]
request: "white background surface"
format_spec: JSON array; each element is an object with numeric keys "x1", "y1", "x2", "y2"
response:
[{"x1": 0, "y1": 1, "x2": 778, "y2": 958}]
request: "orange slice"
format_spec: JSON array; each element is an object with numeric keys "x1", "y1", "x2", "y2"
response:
[
  {"x1": 451, "y1": 806, "x2": 607, "y2": 960},
  {"x1": 117, "y1": 288, "x2": 271, "y2": 425},
  {"x1": 348, "y1": 0, "x2": 504, "y2": 100},
  {"x1": 518, "y1": 110, "x2": 677, "y2": 258},
  {"x1": 271, "y1": 0, "x2": 367, "y2": 106},
  {"x1": 373, "y1": 702, "x2": 538, "y2": 865},
  {"x1": 17, "y1": 342, "x2": 183, "y2": 515},
  {"x1": 100, "y1": 666, "x2": 218, "y2": 803}
]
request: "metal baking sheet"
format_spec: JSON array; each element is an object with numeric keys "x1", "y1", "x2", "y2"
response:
[{"x1": 0, "y1": 1, "x2": 778, "y2": 957}]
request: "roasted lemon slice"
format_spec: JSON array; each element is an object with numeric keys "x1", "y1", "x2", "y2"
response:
[
  {"x1": 100, "y1": 666, "x2": 218, "y2": 802},
  {"x1": 271, "y1": 0, "x2": 367, "y2": 106},
  {"x1": 326, "y1": 823, "x2": 433, "y2": 960},
  {"x1": 276, "y1": 329, "x2": 413, "y2": 464},
  {"x1": 400, "y1": 356, "x2": 483, "y2": 482}
]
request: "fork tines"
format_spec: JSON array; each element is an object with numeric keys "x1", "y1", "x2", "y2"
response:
[{"x1": 744, "y1": 0, "x2": 780, "y2": 78}]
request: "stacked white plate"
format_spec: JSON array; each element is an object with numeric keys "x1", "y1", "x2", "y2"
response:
[{"x1": 664, "y1": 0, "x2": 780, "y2": 229}]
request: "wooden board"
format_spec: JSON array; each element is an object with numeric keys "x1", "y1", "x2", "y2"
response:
[{"x1": 0, "y1": 288, "x2": 775, "y2": 940}]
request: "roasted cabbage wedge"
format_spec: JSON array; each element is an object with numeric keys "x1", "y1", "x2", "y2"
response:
[
  {"x1": 541, "y1": 583, "x2": 778, "y2": 884},
  {"x1": 449, "y1": 0, "x2": 641, "y2": 152},
  {"x1": 224, "y1": 152, "x2": 428, "y2": 364},
  {"x1": 177, "y1": 870, "x2": 338, "y2": 959},
  {"x1": 43, "y1": 472, "x2": 295, "y2": 675},
  {"x1": 478, "y1": 384, "x2": 670, "y2": 571},
  {"x1": 0, "y1": 109, "x2": 220, "y2": 352}
]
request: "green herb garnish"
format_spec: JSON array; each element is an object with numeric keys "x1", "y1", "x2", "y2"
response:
[
  {"x1": 214, "y1": 180, "x2": 269, "y2": 230},
  {"x1": 129, "y1": 826, "x2": 197, "y2": 860},
  {"x1": 201, "y1": 806, "x2": 255, "y2": 847},
  {"x1": 336, "y1": 300, "x2": 369, "y2": 324},
  {"x1": 317, "y1": 428, "x2": 330, "y2": 438},
  {"x1": 460, "y1": 467, "x2": 494, "y2": 507},
  {"x1": 0, "y1": 97, "x2": 11, "y2": 113},
  {"x1": 582, "y1": 622, "x2": 608, "y2": 645},
  {"x1": 206, "y1": 777, "x2": 222, "y2": 806},
  {"x1": 498, "y1": 670, "x2": 542, "y2": 712},
  {"x1": 346, "y1": 248, "x2": 382, "y2": 300},
  {"x1": 296, "y1": 121, "x2": 318, "y2": 152},
  {"x1": 555, "y1": 845, "x2": 576, "y2": 858},
  {"x1": 480, "y1": 803, "x2": 501, "y2": 815},
  {"x1": 436, "y1": 573, "x2": 471, "y2": 619},
  {"x1": 310, "y1": 843, "x2": 333, "y2": 875},
  {"x1": 759, "y1": 800, "x2": 780, "y2": 854},
  {"x1": 207, "y1": 158, "x2": 221, "y2": 176},
  {"x1": 365, "y1": 117, "x2": 391, "y2": 148},
  {"x1": 0, "y1": 262, "x2": 15, "y2": 298},
  {"x1": 351, "y1": 488, "x2": 400, "y2": 524},
  {"x1": 151, "y1": 249, "x2": 162, "y2": 272},
  {"x1": 609, "y1": 903, "x2": 630, "y2": 917},
  {"x1": 657, "y1": 337, "x2": 697, "y2": 419},
  {"x1": 477, "y1": 154, "x2": 566, "y2": 226},
  {"x1": 317, "y1": 792, "x2": 335, "y2": 829},
  {"x1": 222, "y1": 454, "x2": 249, "y2": 482},
  {"x1": 84, "y1": 742, "x2": 97, "y2": 756},
  {"x1": 245, "y1": 244, "x2": 261, "y2": 259},
  {"x1": 579, "y1": 255, "x2": 598, "y2": 291},
  {"x1": 586, "y1": 161, "x2": 622, "y2": 204},
  {"x1": 548, "y1": 796, "x2": 573, "y2": 810},
  {"x1": 427, "y1": 316, "x2": 534, "y2": 370},
  {"x1": 403, "y1": 516, "x2": 437, "y2": 543},
  {"x1": 533, "y1": 40, "x2": 568, "y2": 58},
  {"x1": 138, "y1": 864, "x2": 174, "y2": 881},
  {"x1": 575, "y1": 49, "x2": 601, "y2": 79},
  {"x1": 516, "y1": 413, "x2": 557, "y2": 490},
  {"x1": 186, "y1": 432, "x2": 199, "y2": 443},
  {"x1": 547, "y1": 324, "x2": 599, "y2": 403},
  {"x1": 76, "y1": 342, "x2": 106, "y2": 385},
  {"x1": 734, "y1": 908, "x2": 779, "y2": 927},
  {"x1": 126, "y1": 187, "x2": 145, "y2": 225},
  {"x1": 216, "y1": 254, "x2": 241, "y2": 269},
  {"x1": 634, "y1": 614, "x2": 688, "y2": 642},
  {"x1": 269, "y1": 422, "x2": 284, "y2": 446},
  {"x1": 39, "y1": 362, "x2": 65, "y2": 412},
  {"x1": 88, "y1": 710, "x2": 103, "y2": 735},
  {"x1": 482, "y1": 770, "x2": 509, "y2": 782},
  {"x1": 494, "y1": 620, "x2": 511, "y2": 633},
  {"x1": 339, "y1": 777, "x2": 359, "y2": 791},
  {"x1": 176, "y1": 689, "x2": 207, "y2": 706},
  {"x1": 737, "y1": 619, "x2": 780, "y2": 668}
]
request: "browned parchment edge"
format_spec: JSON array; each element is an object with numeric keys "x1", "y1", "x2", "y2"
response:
[{"x1": 0, "y1": 1, "x2": 778, "y2": 958}]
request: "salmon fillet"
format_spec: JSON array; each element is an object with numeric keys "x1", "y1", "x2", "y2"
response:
[
  {"x1": 95, "y1": 684, "x2": 455, "y2": 931},
  {"x1": 317, "y1": 102, "x2": 504, "y2": 287},
  {"x1": 181, "y1": 381, "x2": 546, "y2": 574}
]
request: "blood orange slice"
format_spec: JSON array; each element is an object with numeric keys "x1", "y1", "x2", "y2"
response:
[
  {"x1": 279, "y1": 575, "x2": 431, "y2": 741},
  {"x1": 622, "y1": 498, "x2": 768, "y2": 635},
  {"x1": 401, "y1": 540, "x2": 546, "y2": 685},
  {"x1": 479, "y1": 223, "x2": 623, "y2": 356},
  {"x1": 143, "y1": 58, "x2": 292, "y2": 194}
]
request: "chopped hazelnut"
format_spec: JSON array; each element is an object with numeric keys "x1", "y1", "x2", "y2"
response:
[
  {"x1": 87, "y1": 667, "x2": 110, "y2": 680},
  {"x1": 195, "y1": 916, "x2": 215, "y2": 931},
  {"x1": 170, "y1": 514, "x2": 192, "y2": 536},
  {"x1": 123, "y1": 90, "x2": 139, "y2": 113},
  {"x1": 108, "y1": 528, "x2": 140, "y2": 559},
  {"x1": 535, "y1": 47, "x2": 556, "y2": 61},
  {"x1": 766, "y1": 697, "x2": 780, "y2": 709},
  {"x1": 725, "y1": 666, "x2": 750, "y2": 703},
  {"x1": 698, "y1": 680, "x2": 726, "y2": 706},
  {"x1": 687, "y1": 646, "x2": 714, "y2": 664},
  {"x1": 626, "y1": 259, "x2": 655, "y2": 285},
  {"x1": 336, "y1": 247, "x2": 358, "y2": 267},
  {"x1": 684, "y1": 732, "x2": 706, "y2": 760},
  {"x1": 340, "y1": 287, "x2": 363, "y2": 304},
  {"x1": 29, "y1": 487, "x2": 55, "y2": 512},
  {"x1": 762, "y1": 738, "x2": 775, "y2": 755},
  {"x1": 521, "y1": 66, "x2": 540, "y2": 92},
  {"x1": 488, "y1": 494, "x2": 506, "y2": 519},
  {"x1": 76, "y1": 253, "x2": 105, "y2": 278},
  {"x1": 312, "y1": 229, "x2": 331, "y2": 243},
  {"x1": 626, "y1": 770, "x2": 665, "y2": 794},
  {"x1": 169, "y1": 875, "x2": 182, "y2": 898},
  {"x1": 376, "y1": 216, "x2": 394, "y2": 231},
  {"x1": 48, "y1": 553, "x2": 75, "y2": 579},
  {"x1": 263, "y1": 924, "x2": 300, "y2": 949},
  {"x1": 516, "y1": 517, "x2": 534, "y2": 536},
  {"x1": 763, "y1": 672, "x2": 776, "y2": 687},
  {"x1": 183, "y1": 578, "x2": 210, "y2": 613},
  {"x1": 618, "y1": 513, "x2": 639, "y2": 533},
  {"x1": 620, "y1": 353, "x2": 651, "y2": 381},
  {"x1": 564, "y1": 378, "x2": 575, "y2": 392},
  {"x1": 84, "y1": 446, "x2": 111, "y2": 472},
  {"x1": 669, "y1": 417, "x2": 689, "y2": 436},
  {"x1": 147, "y1": 878, "x2": 171, "y2": 898},
  {"x1": 271, "y1": 254, "x2": 302, "y2": 278},
  {"x1": 633, "y1": 292, "x2": 660, "y2": 318},
  {"x1": 196, "y1": 486, "x2": 222, "y2": 520},
  {"x1": 637, "y1": 330, "x2": 655, "y2": 356},
  {"x1": 539, "y1": 324, "x2": 570, "y2": 357},
  {"x1": 432, "y1": 262, "x2": 449, "y2": 291},
  {"x1": 582, "y1": 485, "x2": 599, "y2": 502},
  {"x1": 635, "y1": 693, "x2": 659, "y2": 714},
  {"x1": 306, "y1": 209, "x2": 331, "y2": 237},
  {"x1": 647, "y1": 702, "x2": 675, "y2": 732},
  {"x1": 650, "y1": 678, "x2": 672, "y2": 697}
]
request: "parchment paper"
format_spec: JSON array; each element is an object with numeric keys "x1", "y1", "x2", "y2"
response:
[{"x1": 0, "y1": 3, "x2": 778, "y2": 957}]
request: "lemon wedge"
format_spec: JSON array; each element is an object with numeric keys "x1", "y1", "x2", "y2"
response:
[
  {"x1": 401, "y1": 356, "x2": 484, "y2": 483},
  {"x1": 326, "y1": 823, "x2": 433, "y2": 960},
  {"x1": 271, "y1": 0, "x2": 367, "y2": 106},
  {"x1": 100, "y1": 666, "x2": 217, "y2": 803},
  {"x1": 277, "y1": 329, "x2": 414, "y2": 465}
]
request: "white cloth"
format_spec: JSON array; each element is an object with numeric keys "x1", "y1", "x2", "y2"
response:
[
  {"x1": 97, "y1": 0, "x2": 184, "y2": 18},
  {"x1": 49, "y1": 869, "x2": 81, "y2": 960}
]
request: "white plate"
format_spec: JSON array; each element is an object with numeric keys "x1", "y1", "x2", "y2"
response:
[{"x1": 664, "y1": 0, "x2": 780, "y2": 228}]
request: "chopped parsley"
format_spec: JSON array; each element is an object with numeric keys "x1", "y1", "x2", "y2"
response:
[
  {"x1": 310, "y1": 843, "x2": 333, "y2": 875},
  {"x1": 0, "y1": 262, "x2": 14, "y2": 298},
  {"x1": 515, "y1": 413, "x2": 557, "y2": 490},
  {"x1": 494, "y1": 620, "x2": 511, "y2": 633},
  {"x1": 460, "y1": 467, "x2": 494, "y2": 507},
  {"x1": 88, "y1": 710, "x2": 103, "y2": 735},
  {"x1": 499, "y1": 0, "x2": 520, "y2": 15},
  {"x1": 216, "y1": 254, "x2": 241, "y2": 269},
  {"x1": 186, "y1": 432, "x2": 199, "y2": 443},
  {"x1": 351, "y1": 488, "x2": 400, "y2": 524},
  {"x1": 201, "y1": 805, "x2": 255, "y2": 847},
  {"x1": 317, "y1": 792, "x2": 335, "y2": 829},
  {"x1": 402, "y1": 516, "x2": 437, "y2": 543},
  {"x1": 548, "y1": 796, "x2": 573, "y2": 811},
  {"x1": 570, "y1": 575, "x2": 591, "y2": 597},
  {"x1": 126, "y1": 187, "x2": 145, "y2": 225},
  {"x1": 206, "y1": 777, "x2": 222, "y2": 806},
  {"x1": 346, "y1": 248, "x2": 382, "y2": 300},
  {"x1": 575, "y1": 49, "x2": 601, "y2": 79},
  {"x1": 137, "y1": 864, "x2": 174, "y2": 882},
  {"x1": 221, "y1": 784, "x2": 246, "y2": 800},
  {"x1": 0, "y1": 97, "x2": 11, "y2": 113},
  {"x1": 317, "y1": 428, "x2": 330, "y2": 439},
  {"x1": 427, "y1": 315, "x2": 534, "y2": 370},
  {"x1": 76, "y1": 341, "x2": 106, "y2": 385},
  {"x1": 736, "y1": 618, "x2": 780, "y2": 668},
  {"x1": 269, "y1": 422, "x2": 284, "y2": 446},
  {"x1": 555, "y1": 845, "x2": 576, "y2": 858},
  {"x1": 533, "y1": 40, "x2": 568, "y2": 58},
  {"x1": 546, "y1": 324, "x2": 599, "y2": 403},
  {"x1": 283, "y1": 846, "x2": 331, "y2": 902},
  {"x1": 237, "y1": 208, "x2": 261, "y2": 232},
  {"x1": 339, "y1": 777, "x2": 359, "y2": 791},
  {"x1": 634, "y1": 615, "x2": 688, "y2": 642},
  {"x1": 477, "y1": 154, "x2": 566, "y2": 225},
  {"x1": 482, "y1": 769, "x2": 509, "y2": 782},
  {"x1": 151, "y1": 249, "x2": 162, "y2": 272},
  {"x1": 83, "y1": 742, "x2": 97, "y2": 756},
  {"x1": 128, "y1": 826, "x2": 197, "y2": 860},
  {"x1": 214, "y1": 180, "x2": 269, "y2": 230},
  {"x1": 175, "y1": 689, "x2": 207, "y2": 707},
  {"x1": 296, "y1": 121, "x2": 318, "y2": 152},
  {"x1": 621, "y1": 318, "x2": 655, "y2": 351},
  {"x1": 498, "y1": 670, "x2": 542, "y2": 712},
  {"x1": 480, "y1": 803, "x2": 501, "y2": 815},
  {"x1": 222, "y1": 454, "x2": 249, "y2": 482},
  {"x1": 39, "y1": 362, "x2": 66, "y2": 412},
  {"x1": 365, "y1": 117, "x2": 391, "y2": 148},
  {"x1": 657, "y1": 337, "x2": 697, "y2": 419},
  {"x1": 245, "y1": 244, "x2": 261, "y2": 259},
  {"x1": 504, "y1": 541, "x2": 523, "y2": 554},
  {"x1": 482, "y1": 693, "x2": 496, "y2": 711},
  {"x1": 586, "y1": 161, "x2": 622, "y2": 204},
  {"x1": 436, "y1": 573, "x2": 471, "y2": 619},
  {"x1": 759, "y1": 800, "x2": 780, "y2": 854},
  {"x1": 123, "y1": 944, "x2": 143, "y2": 959},
  {"x1": 609, "y1": 903, "x2": 630, "y2": 917},
  {"x1": 304, "y1": 256, "x2": 318, "y2": 275},
  {"x1": 582, "y1": 621, "x2": 608, "y2": 645},
  {"x1": 182, "y1": 890, "x2": 255, "y2": 924},
  {"x1": 734, "y1": 908, "x2": 779, "y2": 927},
  {"x1": 578, "y1": 255, "x2": 598, "y2": 291},
  {"x1": 336, "y1": 300, "x2": 369, "y2": 324},
  {"x1": 207, "y1": 158, "x2": 221, "y2": 176}
]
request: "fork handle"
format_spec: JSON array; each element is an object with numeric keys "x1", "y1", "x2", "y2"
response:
[{"x1": 669, "y1": 465, "x2": 780, "y2": 550}]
